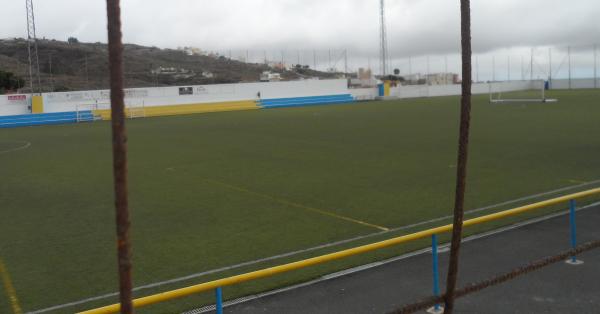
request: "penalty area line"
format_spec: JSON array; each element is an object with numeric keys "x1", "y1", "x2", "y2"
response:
[{"x1": 202, "y1": 178, "x2": 389, "y2": 231}]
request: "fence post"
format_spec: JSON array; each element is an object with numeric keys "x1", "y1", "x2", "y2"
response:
[
  {"x1": 566, "y1": 199, "x2": 583, "y2": 265},
  {"x1": 215, "y1": 287, "x2": 223, "y2": 314},
  {"x1": 428, "y1": 234, "x2": 443, "y2": 314}
]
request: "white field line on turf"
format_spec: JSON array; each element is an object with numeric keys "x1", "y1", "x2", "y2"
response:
[
  {"x1": 27, "y1": 180, "x2": 600, "y2": 314},
  {"x1": 0, "y1": 141, "x2": 31, "y2": 155},
  {"x1": 201, "y1": 178, "x2": 389, "y2": 231},
  {"x1": 187, "y1": 200, "x2": 600, "y2": 314}
]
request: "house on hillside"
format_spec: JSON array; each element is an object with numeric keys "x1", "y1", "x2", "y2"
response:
[{"x1": 260, "y1": 71, "x2": 281, "y2": 82}]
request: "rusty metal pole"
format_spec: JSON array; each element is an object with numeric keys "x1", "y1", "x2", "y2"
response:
[
  {"x1": 443, "y1": 0, "x2": 472, "y2": 313},
  {"x1": 106, "y1": 0, "x2": 133, "y2": 313}
]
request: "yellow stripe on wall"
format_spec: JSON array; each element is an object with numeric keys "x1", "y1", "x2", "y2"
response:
[{"x1": 94, "y1": 100, "x2": 259, "y2": 120}]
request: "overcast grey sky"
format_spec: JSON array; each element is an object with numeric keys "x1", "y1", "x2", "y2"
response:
[{"x1": 2, "y1": 0, "x2": 599, "y2": 78}]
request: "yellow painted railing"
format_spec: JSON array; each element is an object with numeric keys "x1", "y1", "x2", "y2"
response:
[{"x1": 80, "y1": 187, "x2": 600, "y2": 314}]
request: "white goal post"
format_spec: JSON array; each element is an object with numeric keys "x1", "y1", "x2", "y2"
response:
[
  {"x1": 126, "y1": 100, "x2": 146, "y2": 119},
  {"x1": 76, "y1": 100, "x2": 146, "y2": 121},
  {"x1": 75, "y1": 103, "x2": 99, "y2": 122},
  {"x1": 489, "y1": 81, "x2": 558, "y2": 104}
]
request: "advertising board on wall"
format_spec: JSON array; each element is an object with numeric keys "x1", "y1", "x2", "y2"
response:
[{"x1": 7, "y1": 95, "x2": 27, "y2": 101}]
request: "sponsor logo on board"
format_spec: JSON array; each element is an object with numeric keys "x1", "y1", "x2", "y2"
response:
[{"x1": 7, "y1": 95, "x2": 27, "y2": 101}]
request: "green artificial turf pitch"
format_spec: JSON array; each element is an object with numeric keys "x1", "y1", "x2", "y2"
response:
[{"x1": 1, "y1": 89, "x2": 599, "y2": 313}]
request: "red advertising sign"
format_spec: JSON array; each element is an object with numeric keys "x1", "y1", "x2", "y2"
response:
[{"x1": 7, "y1": 95, "x2": 27, "y2": 101}]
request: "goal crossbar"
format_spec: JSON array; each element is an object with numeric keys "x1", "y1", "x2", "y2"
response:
[{"x1": 489, "y1": 82, "x2": 558, "y2": 104}]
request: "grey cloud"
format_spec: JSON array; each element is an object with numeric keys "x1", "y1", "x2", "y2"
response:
[
  {"x1": 3, "y1": 0, "x2": 599, "y2": 54},
  {"x1": 1, "y1": 0, "x2": 598, "y2": 78}
]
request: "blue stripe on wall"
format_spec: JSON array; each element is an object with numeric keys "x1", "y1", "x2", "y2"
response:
[
  {"x1": 0, "y1": 111, "x2": 94, "y2": 128},
  {"x1": 260, "y1": 94, "x2": 354, "y2": 109},
  {"x1": 0, "y1": 93, "x2": 356, "y2": 127}
]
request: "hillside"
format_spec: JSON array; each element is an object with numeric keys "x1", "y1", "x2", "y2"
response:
[{"x1": 0, "y1": 38, "x2": 339, "y2": 93}]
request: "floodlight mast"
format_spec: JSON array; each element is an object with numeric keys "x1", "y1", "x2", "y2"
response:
[
  {"x1": 379, "y1": 0, "x2": 389, "y2": 76},
  {"x1": 25, "y1": 0, "x2": 42, "y2": 94}
]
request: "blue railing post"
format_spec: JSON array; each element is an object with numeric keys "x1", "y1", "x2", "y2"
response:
[
  {"x1": 431, "y1": 234, "x2": 441, "y2": 312},
  {"x1": 215, "y1": 287, "x2": 223, "y2": 314},
  {"x1": 568, "y1": 199, "x2": 579, "y2": 264}
]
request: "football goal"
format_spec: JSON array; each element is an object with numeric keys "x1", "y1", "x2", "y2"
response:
[
  {"x1": 75, "y1": 103, "x2": 103, "y2": 122},
  {"x1": 489, "y1": 81, "x2": 558, "y2": 104},
  {"x1": 126, "y1": 101, "x2": 146, "y2": 119},
  {"x1": 76, "y1": 100, "x2": 146, "y2": 121}
]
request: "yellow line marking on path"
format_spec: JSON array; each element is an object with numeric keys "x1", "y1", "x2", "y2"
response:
[
  {"x1": 202, "y1": 178, "x2": 389, "y2": 231},
  {"x1": 0, "y1": 258, "x2": 23, "y2": 314}
]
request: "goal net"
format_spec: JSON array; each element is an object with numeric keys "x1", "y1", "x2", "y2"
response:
[
  {"x1": 75, "y1": 103, "x2": 102, "y2": 122},
  {"x1": 489, "y1": 81, "x2": 558, "y2": 104},
  {"x1": 76, "y1": 100, "x2": 146, "y2": 121},
  {"x1": 126, "y1": 101, "x2": 146, "y2": 119}
]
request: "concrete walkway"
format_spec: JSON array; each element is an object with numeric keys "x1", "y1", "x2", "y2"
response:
[{"x1": 220, "y1": 204, "x2": 600, "y2": 314}]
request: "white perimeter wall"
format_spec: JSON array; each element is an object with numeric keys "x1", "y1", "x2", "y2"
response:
[
  {"x1": 4, "y1": 79, "x2": 597, "y2": 116},
  {"x1": 42, "y1": 79, "x2": 350, "y2": 113},
  {"x1": 0, "y1": 95, "x2": 31, "y2": 116},
  {"x1": 550, "y1": 79, "x2": 599, "y2": 90},
  {"x1": 391, "y1": 80, "x2": 541, "y2": 99},
  {"x1": 351, "y1": 80, "x2": 542, "y2": 101}
]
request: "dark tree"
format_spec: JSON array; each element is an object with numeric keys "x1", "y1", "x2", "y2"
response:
[{"x1": 0, "y1": 70, "x2": 25, "y2": 94}]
